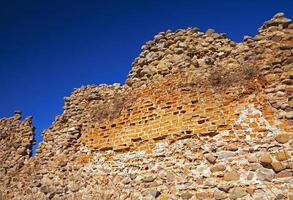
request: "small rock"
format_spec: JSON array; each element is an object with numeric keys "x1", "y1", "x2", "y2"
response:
[
  {"x1": 175, "y1": 48, "x2": 184, "y2": 54},
  {"x1": 226, "y1": 144, "x2": 238, "y2": 151},
  {"x1": 260, "y1": 65, "x2": 272, "y2": 71},
  {"x1": 206, "y1": 28, "x2": 215, "y2": 35},
  {"x1": 157, "y1": 193, "x2": 169, "y2": 200},
  {"x1": 68, "y1": 182, "x2": 79, "y2": 192},
  {"x1": 286, "y1": 161, "x2": 293, "y2": 170},
  {"x1": 285, "y1": 111, "x2": 293, "y2": 119},
  {"x1": 256, "y1": 168, "x2": 275, "y2": 181},
  {"x1": 217, "y1": 151, "x2": 235, "y2": 159},
  {"x1": 247, "y1": 155, "x2": 258, "y2": 163},
  {"x1": 243, "y1": 35, "x2": 253, "y2": 42},
  {"x1": 217, "y1": 184, "x2": 233, "y2": 193},
  {"x1": 58, "y1": 160, "x2": 67, "y2": 167},
  {"x1": 246, "y1": 188, "x2": 254, "y2": 196},
  {"x1": 204, "y1": 57, "x2": 215, "y2": 65},
  {"x1": 14, "y1": 111, "x2": 22, "y2": 120},
  {"x1": 247, "y1": 172, "x2": 254, "y2": 180},
  {"x1": 211, "y1": 164, "x2": 226, "y2": 172},
  {"x1": 224, "y1": 171, "x2": 240, "y2": 181},
  {"x1": 206, "y1": 154, "x2": 217, "y2": 164},
  {"x1": 288, "y1": 192, "x2": 293, "y2": 200},
  {"x1": 258, "y1": 152, "x2": 272, "y2": 165},
  {"x1": 274, "y1": 12, "x2": 285, "y2": 18},
  {"x1": 229, "y1": 187, "x2": 247, "y2": 199},
  {"x1": 206, "y1": 37, "x2": 214, "y2": 43},
  {"x1": 196, "y1": 191, "x2": 213, "y2": 199},
  {"x1": 282, "y1": 79, "x2": 293, "y2": 85},
  {"x1": 143, "y1": 175, "x2": 156, "y2": 183},
  {"x1": 275, "y1": 170, "x2": 293, "y2": 178},
  {"x1": 150, "y1": 190, "x2": 161, "y2": 198},
  {"x1": 122, "y1": 177, "x2": 131, "y2": 184},
  {"x1": 276, "y1": 151, "x2": 290, "y2": 161},
  {"x1": 289, "y1": 100, "x2": 293, "y2": 108},
  {"x1": 40, "y1": 185, "x2": 50, "y2": 194},
  {"x1": 178, "y1": 42, "x2": 187, "y2": 48},
  {"x1": 181, "y1": 192, "x2": 193, "y2": 200},
  {"x1": 275, "y1": 134, "x2": 290, "y2": 144},
  {"x1": 213, "y1": 188, "x2": 228, "y2": 200},
  {"x1": 249, "y1": 163, "x2": 263, "y2": 171},
  {"x1": 271, "y1": 162, "x2": 285, "y2": 172},
  {"x1": 275, "y1": 193, "x2": 286, "y2": 200},
  {"x1": 253, "y1": 189, "x2": 270, "y2": 199}
]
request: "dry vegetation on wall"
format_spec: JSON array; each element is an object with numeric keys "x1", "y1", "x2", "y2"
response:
[
  {"x1": 91, "y1": 93, "x2": 128, "y2": 122},
  {"x1": 208, "y1": 65, "x2": 261, "y2": 90}
]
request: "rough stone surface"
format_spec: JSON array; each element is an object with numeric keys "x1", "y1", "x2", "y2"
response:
[
  {"x1": 224, "y1": 171, "x2": 240, "y2": 181},
  {"x1": 275, "y1": 134, "x2": 290, "y2": 143},
  {"x1": 258, "y1": 152, "x2": 273, "y2": 165},
  {"x1": 229, "y1": 187, "x2": 248, "y2": 199},
  {"x1": 0, "y1": 13, "x2": 293, "y2": 199}
]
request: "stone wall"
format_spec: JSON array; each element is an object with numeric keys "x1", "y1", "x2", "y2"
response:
[
  {"x1": 0, "y1": 13, "x2": 292, "y2": 200},
  {"x1": 82, "y1": 74, "x2": 287, "y2": 153},
  {"x1": 0, "y1": 112, "x2": 34, "y2": 190}
]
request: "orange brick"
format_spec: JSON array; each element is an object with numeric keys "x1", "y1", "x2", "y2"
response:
[{"x1": 217, "y1": 125, "x2": 233, "y2": 131}]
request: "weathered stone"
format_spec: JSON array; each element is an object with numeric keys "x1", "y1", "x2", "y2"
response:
[
  {"x1": 258, "y1": 152, "x2": 272, "y2": 165},
  {"x1": 217, "y1": 151, "x2": 236, "y2": 159},
  {"x1": 150, "y1": 190, "x2": 161, "y2": 198},
  {"x1": 142, "y1": 175, "x2": 156, "y2": 183},
  {"x1": 226, "y1": 144, "x2": 238, "y2": 151},
  {"x1": 196, "y1": 191, "x2": 213, "y2": 199},
  {"x1": 205, "y1": 154, "x2": 217, "y2": 164},
  {"x1": 260, "y1": 65, "x2": 272, "y2": 71},
  {"x1": 276, "y1": 150, "x2": 290, "y2": 161},
  {"x1": 178, "y1": 42, "x2": 187, "y2": 48},
  {"x1": 285, "y1": 111, "x2": 293, "y2": 119},
  {"x1": 289, "y1": 100, "x2": 293, "y2": 108},
  {"x1": 206, "y1": 28, "x2": 215, "y2": 35},
  {"x1": 274, "y1": 12, "x2": 285, "y2": 18},
  {"x1": 256, "y1": 168, "x2": 275, "y2": 181},
  {"x1": 213, "y1": 188, "x2": 228, "y2": 200},
  {"x1": 229, "y1": 187, "x2": 247, "y2": 199},
  {"x1": 271, "y1": 162, "x2": 286, "y2": 172},
  {"x1": 217, "y1": 184, "x2": 233, "y2": 193},
  {"x1": 157, "y1": 193, "x2": 169, "y2": 200},
  {"x1": 275, "y1": 193, "x2": 286, "y2": 200},
  {"x1": 275, "y1": 134, "x2": 290, "y2": 144},
  {"x1": 275, "y1": 170, "x2": 293, "y2": 178},
  {"x1": 246, "y1": 188, "x2": 254, "y2": 196},
  {"x1": 181, "y1": 192, "x2": 193, "y2": 200},
  {"x1": 211, "y1": 164, "x2": 226, "y2": 172},
  {"x1": 243, "y1": 35, "x2": 253, "y2": 42},
  {"x1": 246, "y1": 172, "x2": 254, "y2": 180},
  {"x1": 247, "y1": 155, "x2": 258, "y2": 163},
  {"x1": 288, "y1": 192, "x2": 293, "y2": 200},
  {"x1": 224, "y1": 171, "x2": 240, "y2": 181},
  {"x1": 282, "y1": 79, "x2": 293, "y2": 85}
]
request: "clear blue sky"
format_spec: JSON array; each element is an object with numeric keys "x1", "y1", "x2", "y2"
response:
[{"x1": 1, "y1": 0, "x2": 292, "y2": 153}]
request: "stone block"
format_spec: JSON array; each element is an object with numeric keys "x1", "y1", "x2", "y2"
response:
[
  {"x1": 276, "y1": 151, "x2": 290, "y2": 161},
  {"x1": 224, "y1": 171, "x2": 240, "y2": 181}
]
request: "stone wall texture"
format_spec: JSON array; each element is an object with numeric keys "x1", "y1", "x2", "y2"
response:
[{"x1": 0, "y1": 13, "x2": 292, "y2": 200}]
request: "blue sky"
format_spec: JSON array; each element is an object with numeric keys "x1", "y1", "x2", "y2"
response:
[{"x1": 1, "y1": 0, "x2": 292, "y2": 154}]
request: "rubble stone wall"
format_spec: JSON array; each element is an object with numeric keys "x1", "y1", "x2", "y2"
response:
[
  {"x1": 0, "y1": 112, "x2": 34, "y2": 189},
  {"x1": 0, "y1": 12, "x2": 292, "y2": 200}
]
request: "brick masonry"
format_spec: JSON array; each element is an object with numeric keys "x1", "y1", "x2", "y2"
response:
[{"x1": 82, "y1": 74, "x2": 292, "y2": 154}]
